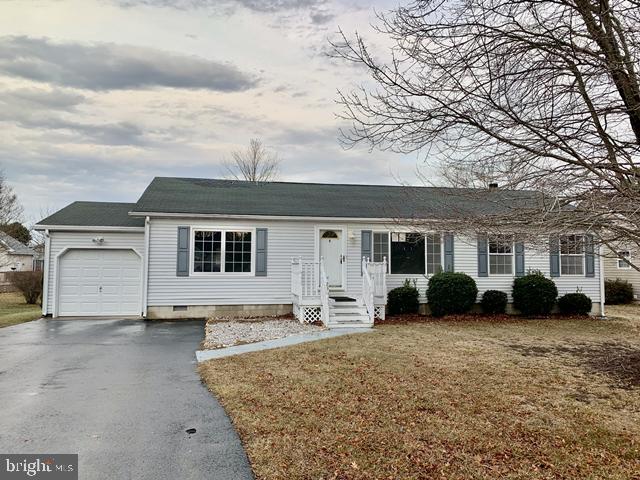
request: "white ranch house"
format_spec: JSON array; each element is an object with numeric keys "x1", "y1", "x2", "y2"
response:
[{"x1": 36, "y1": 177, "x2": 605, "y2": 327}]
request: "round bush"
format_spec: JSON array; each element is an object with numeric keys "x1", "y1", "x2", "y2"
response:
[
  {"x1": 387, "y1": 280, "x2": 420, "y2": 315},
  {"x1": 481, "y1": 290, "x2": 508, "y2": 314},
  {"x1": 605, "y1": 279, "x2": 634, "y2": 305},
  {"x1": 557, "y1": 293, "x2": 592, "y2": 315},
  {"x1": 427, "y1": 272, "x2": 478, "y2": 317},
  {"x1": 512, "y1": 272, "x2": 558, "y2": 316}
]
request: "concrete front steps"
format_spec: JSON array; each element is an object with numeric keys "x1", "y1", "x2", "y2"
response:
[{"x1": 327, "y1": 296, "x2": 373, "y2": 328}]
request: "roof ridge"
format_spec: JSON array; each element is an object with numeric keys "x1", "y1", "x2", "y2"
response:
[{"x1": 153, "y1": 176, "x2": 536, "y2": 194}]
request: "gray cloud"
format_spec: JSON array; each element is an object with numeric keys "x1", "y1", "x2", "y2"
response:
[
  {"x1": 0, "y1": 36, "x2": 258, "y2": 92},
  {"x1": 310, "y1": 10, "x2": 335, "y2": 24},
  {"x1": 0, "y1": 86, "x2": 146, "y2": 146},
  {"x1": 115, "y1": 0, "x2": 327, "y2": 13},
  {"x1": 0, "y1": 87, "x2": 86, "y2": 111}
]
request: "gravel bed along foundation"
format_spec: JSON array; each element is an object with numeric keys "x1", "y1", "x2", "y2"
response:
[{"x1": 203, "y1": 318, "x2": 324, "y2": 349}]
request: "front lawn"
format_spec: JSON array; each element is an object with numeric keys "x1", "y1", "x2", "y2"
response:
[
  {"x1": 200, "y1": 312, "x2": 640, "y2": 479},
  {"x1": 0, "y1": 292, "x2": 41, "y2": 328}
]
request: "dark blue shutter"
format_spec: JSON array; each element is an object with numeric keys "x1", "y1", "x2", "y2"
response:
[
  {"x1": 176, "y1": 226, "x2": 190, "y2": 277},
  {"x1": 585, "y1": 234, "x2": 595, "y2": 277},
  {"x1": 361, "y1": 230, "x2": 372, "y2": 274},
  {"x1": 549, "y1": 235, "x2": 560, "y2": 277},
  {"x1": 255, "y1": 228, "x2": 268, "y2": 276},
  {"x1": 477, "y1": 234, "x2": 488, "y2": 277},
  {"x1": 444, "y1": 233, "x2": 454, "y2": 272},
  {"x1": 515, "y1": 241, "x2": 525, "y2": 277}
]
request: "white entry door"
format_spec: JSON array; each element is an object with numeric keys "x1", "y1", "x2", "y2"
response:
[
  {"x1": 58, "y1": 249, "x2": 141, "y2": 316},
  {"x1": 320, "y1": 229, "x2": 343, "y2": 288}
]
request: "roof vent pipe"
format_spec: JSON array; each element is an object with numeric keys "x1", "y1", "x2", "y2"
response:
[{"x1": 488, "y1": 183, "x2": 499, "y2": 191}]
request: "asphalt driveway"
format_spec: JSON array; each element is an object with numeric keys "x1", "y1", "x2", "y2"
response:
[{"x1": 0, "y1": 319, "x2": 254, "y2": 480}]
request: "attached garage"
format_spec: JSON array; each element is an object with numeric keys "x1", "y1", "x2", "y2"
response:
[
  {"x1": 57, "y1": 249, "x2": 142, "y2": 316},
  {"x1": 36, "y1": 202, "x2": 147, "y2": 318}
]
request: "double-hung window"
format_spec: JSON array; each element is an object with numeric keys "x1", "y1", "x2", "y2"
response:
[
  {"x1": 559, "y1": 234, "x2": 584, "y2": 275},
  {"x1": 390, "y1": 232, "x2": 425, "y2": 274},
  {"x1": 373, "y1": 232, "x2": 389, "y2": 263},
  {"x1": 617, "y1": 250, "x2": 631, "y2": 269},
  {"x1": 193, "y1": 229, "x2": 253, "y2": 274},
  {"x1": 425, "y1": 234, "x2": 442, "y2": 274},
  {"x1": 489, "y1": 235, "x2": 513, "y2": 275}
]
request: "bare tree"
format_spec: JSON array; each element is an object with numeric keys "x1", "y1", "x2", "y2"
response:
[
  {"x1": 333, "y1": 0, "x2": 640, "y2": 270},
  {"x1": 224, "y1": 139, "x2": 280, "y2": 183},
  {"x1": 0, "y1": 171, "x2": 23, "y2": 225}
]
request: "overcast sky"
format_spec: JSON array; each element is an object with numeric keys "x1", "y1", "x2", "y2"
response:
[{"x1": 0, "y1": 0, "x2": 428, "y2": 223}]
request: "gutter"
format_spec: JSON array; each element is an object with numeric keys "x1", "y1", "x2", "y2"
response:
[
  {"x1": 142, "y1": 216, "x2": 150, "y2": 318},
  {"x1": 41, "y1": 229, "x2": 50, "y2": 316},
  {"x1": 599, "y1": 244, "x2": 606, "y2": 317},
  {"x1": 34, "y1": 225, "x2": 145, "y2": 232}
]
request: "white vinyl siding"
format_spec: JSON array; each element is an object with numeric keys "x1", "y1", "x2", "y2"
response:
[
  {"x1": 145, "y1": 220, "x2": 602, "y2": 306},
  {"x1": 44, "y1": 231, "x2": 145, "y2": 315},
  {"x1": 148, "y1": 218, "x2": 315, "y2": 306},
  {"x1": 603, "y1": 246, "x2": 640, "y2": 300}
]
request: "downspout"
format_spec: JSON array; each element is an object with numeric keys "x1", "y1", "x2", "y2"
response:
[
  {"x1": 41, "y1": 229, "x2": 50, "y2": 316},
  {"x1": 599, "y1": 244, "x2": 606, "y2": 318},
  {"x1": 142, "y1": 216, "x2": 150, "y2": 318}
]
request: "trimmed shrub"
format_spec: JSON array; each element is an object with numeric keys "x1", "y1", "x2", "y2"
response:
[
  {"x1": 7, "y1": 271, "x2": 43, "y2": 305},
  {"x1": 387, "y1": 279, "x2": 420, "y2": 315},
  {"x1": 558, "y1": 293, "x2": 593, "y2": 315},
  {"x1": 605, "y1": 279, "x2": 634, "y2": 305},
  {"x1": 512, "y1": 272, "x2": 558, "y2": 316},
  {"x1": 427, "y1": 272, "x2": 478, "y2": 317},
  {"x1": 481, "y1": 290, "x2": 508, "y2": 314}
]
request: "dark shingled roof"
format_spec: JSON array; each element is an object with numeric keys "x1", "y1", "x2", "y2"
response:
[
  {"x1": 37, "y1": 202, "x2": 145, "y2": 228},
  {"x1": 132, "y1": 177, "x2": 540, "y2": 219}
]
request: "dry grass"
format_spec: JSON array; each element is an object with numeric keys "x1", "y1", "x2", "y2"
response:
[
  {"x1": 607, "y1": 302, "x2": 640, "y2": 321},
  {"x1": 0, "y1": 292, "x2": 41, "y2": 328},
  {"x1": 200, "y1": 310, "x2": 640, "y2": 480}
]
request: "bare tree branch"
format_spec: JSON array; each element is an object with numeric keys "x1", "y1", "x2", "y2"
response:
[
  {"x1": 224, "y1": 139, "x2": 280, "y2": 183},
  {"x1": 0, "y1": 170, "x2": 23, "y2": 226},
  {"x1": 333, "y1": 0, "x2": 640, "y2": 272}
]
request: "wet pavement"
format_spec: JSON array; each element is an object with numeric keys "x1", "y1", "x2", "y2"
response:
[{"x1": 0, "y1": 318, "x2": 254, "y2": 479}]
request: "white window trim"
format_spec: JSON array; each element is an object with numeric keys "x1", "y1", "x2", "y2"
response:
[
  {"x1": 559, "y1": 234, "x2": 585, "y2": 277},
  {"x1": 617, "y1": 250, "x2": 632, "y2": 269},
  {"x1": 372, "y1": 231, "x2": 390, "y2": 272},
  {"x1": 189, "y1": 226, "x2": 256, "y2": 276},
  {"x1": 425, "y1": 233, "x2": 444, "y2": 276},
  {"x1": 488, "y1": 235, "x2": 514, "y2": 276}
]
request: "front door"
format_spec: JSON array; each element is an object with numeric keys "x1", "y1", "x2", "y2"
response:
[{"x1": 320, "y1": 229, "x2": 343, "y2": 289}]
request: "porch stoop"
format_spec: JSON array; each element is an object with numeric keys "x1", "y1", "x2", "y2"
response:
[{"x1": 327, "y1": 296, "x2": 373, "y2": 328}]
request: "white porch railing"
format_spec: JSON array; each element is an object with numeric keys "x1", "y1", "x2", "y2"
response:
[
  {"x1": 292, "y1": 256, "x2": 388, "y2": 324},
  {"x1": 319, "y1": 257, "x2": 330, "y2": 325},
  {"x1": 362, "y1": 257, "x2": 387, "y2": 322},
  {"x1": 291, "y1": 257, "x2": 322, "y2": 323},
  {"x1": 362, "y1": 257, "x2": 375, "y2": 323},
  {"x1": 369, "y1": 257, "x2": 388, "y2": 300}
]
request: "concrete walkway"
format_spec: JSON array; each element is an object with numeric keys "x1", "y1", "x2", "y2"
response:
[{"x1": 196, "y1": 328, "x2": 374, "y2": 362}]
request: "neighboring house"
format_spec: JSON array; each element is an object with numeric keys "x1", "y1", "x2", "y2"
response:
[
  {"x1": 0, "y1": 231, "x2": 36, "y2": 272},
  {"x1": 603, "y1": 246, "x2": 640, "y2": 301},
  {"x1": 35, "y1": 177, "x2": 605, "y2": 324}
]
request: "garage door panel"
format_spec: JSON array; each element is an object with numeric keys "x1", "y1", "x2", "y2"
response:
[{"x1": 58, "y1": 249, "x2": 141, "y2": 317}]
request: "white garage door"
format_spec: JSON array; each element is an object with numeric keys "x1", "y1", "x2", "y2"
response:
[{"x1": 58, "y1": 249, "x2": 141, "y2": 316}]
